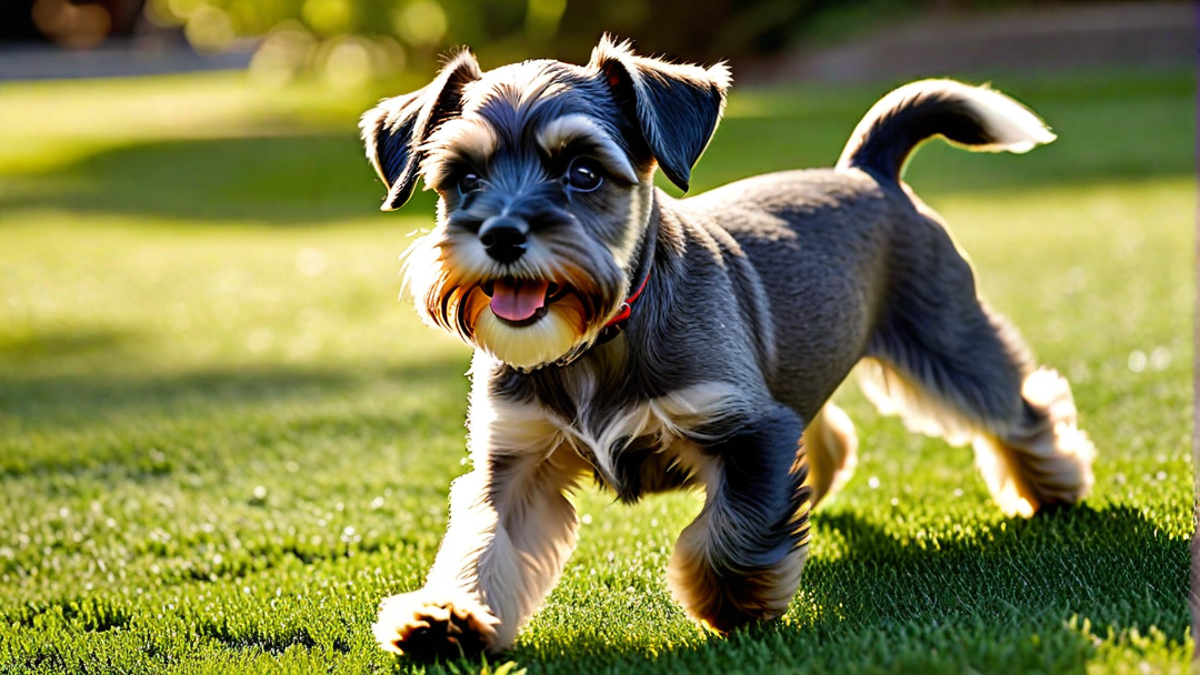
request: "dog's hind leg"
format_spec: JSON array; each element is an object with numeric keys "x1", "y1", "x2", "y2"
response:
[
  {"x1": 857, "y1": 216, "x2": 1095, "y2": 517},
  {"x1": 802, "y1": 402, "x2": 859, "y2": 507},
  {"x1": 667, "y1": 406, "x2": 812, "y2": 632}
]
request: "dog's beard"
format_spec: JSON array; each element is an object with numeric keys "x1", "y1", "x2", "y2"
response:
[
  {"x1": 401, "y1": 228, "x2": 623, "y2": 369},
  {"x1": 474, "y1": 294, "x2": 587, "y2": 369}
]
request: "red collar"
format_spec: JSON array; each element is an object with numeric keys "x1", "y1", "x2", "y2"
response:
[
  {"x1": 604, "y1": 268, "x2": 651, "y2": 328},
  {"x1": 551, "y1": 266, "x2": 651, "y2": 365}
]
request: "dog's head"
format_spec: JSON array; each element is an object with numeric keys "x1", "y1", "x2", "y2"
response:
[{"x1": 361, "y1": 36, "x2": 730, "y2": 370}]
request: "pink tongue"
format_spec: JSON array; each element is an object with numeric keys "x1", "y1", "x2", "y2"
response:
[{"x1": 490, "y1": 278, "x2": 549, "y2": 322}]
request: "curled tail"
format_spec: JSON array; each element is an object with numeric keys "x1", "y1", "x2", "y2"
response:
[{"x1": 836, "y1": 79, "x2": 1055, "y2": 182}]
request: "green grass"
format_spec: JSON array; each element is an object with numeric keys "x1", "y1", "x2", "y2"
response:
[{"x1": 0, "y1": 69, "x2": 1193, "y2": 674}]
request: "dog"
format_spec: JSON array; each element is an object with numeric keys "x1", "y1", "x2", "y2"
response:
[{"x1": 358, "y1": 36, "x2": 1096, "y2": 658}]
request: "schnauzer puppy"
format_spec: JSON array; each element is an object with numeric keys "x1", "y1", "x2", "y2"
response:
[{"x1": 359, "y1": 37, "x2": 1096, "y2": 658}]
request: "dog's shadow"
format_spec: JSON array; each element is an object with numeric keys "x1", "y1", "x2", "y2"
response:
[{"x1": 487, "y1": 503, "x2": 1188, "y2": 674}]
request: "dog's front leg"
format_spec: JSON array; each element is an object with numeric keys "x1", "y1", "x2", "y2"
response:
[
  {"x1": 667, "y1": 406, "x2": 813, "y2": 633},
  {"x1": 374, "y1": 397, "x2": 585, "y2": 658}
]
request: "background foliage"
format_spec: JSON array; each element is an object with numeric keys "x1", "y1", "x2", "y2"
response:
[{"x1": 139, "y1": 0, "x2": 1123, "y2": 82}]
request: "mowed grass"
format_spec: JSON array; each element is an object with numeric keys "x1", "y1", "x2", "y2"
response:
[{"x1": 0, "y1": 68, "x2": 1193, "y2": 674}]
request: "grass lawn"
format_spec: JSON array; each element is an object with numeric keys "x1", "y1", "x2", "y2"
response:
[{"x1": 0, "y1": 68, "x2": 1192, "y2": 674}]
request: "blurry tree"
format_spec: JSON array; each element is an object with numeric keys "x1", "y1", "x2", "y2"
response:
[
  {"x1": 2, "y1": 0, "x2": 1113, "y2": 81},
  {"x1": 3, "y1": 0, "x2": 145, "y2": 46}
]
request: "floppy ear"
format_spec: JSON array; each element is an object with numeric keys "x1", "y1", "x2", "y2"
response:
[
  {"x1": 588, "y1": 35, "x2": 731, "y2": 192},
  {"x1": 360, "y1": 50, "x2": 482, "y2": 211}
]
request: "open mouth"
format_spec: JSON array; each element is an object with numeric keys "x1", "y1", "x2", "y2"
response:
[{"x1": 481, "y1": 276, "x2": 568, "y2": 327}]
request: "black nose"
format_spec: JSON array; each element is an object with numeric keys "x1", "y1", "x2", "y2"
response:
[{"x1": 479, "y1": 216, "x2": 528, "y2": 264}]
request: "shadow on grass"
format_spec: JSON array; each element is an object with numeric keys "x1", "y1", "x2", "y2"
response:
[
  {"x1": 0, "y1": 365, "x2": 352, "y2": 425},
  {"x1": 0, "y1": 328, "x2": 134, "y2": 361},
  {"x1": 492, "y1": 505, "x2": 1188, "y2": 674},
  {"x1": 0, "y1": 354, "x2": 470, "y2": 474},
  {"x1": 0, "y1": 356, "x2": 465, "y2": 424},
  {"x1": 0, "y1": 133, "x2": 438, "y2": 225}
]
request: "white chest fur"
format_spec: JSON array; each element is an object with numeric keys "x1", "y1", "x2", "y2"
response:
[{"x1": 467, "y1": 362, "x2": 746, "y2": 491}]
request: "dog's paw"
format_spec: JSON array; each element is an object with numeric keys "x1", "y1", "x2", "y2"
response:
[{"x1": 372, "y1": 590, "x2": 500, "y2": 659}]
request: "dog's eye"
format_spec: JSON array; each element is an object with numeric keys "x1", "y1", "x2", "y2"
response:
[
  {"x1": 565, "y1": 158, "x2": 603, "y2": 192},
  {"x1": 458, "y1": 173, "x2": 483, "y2": 194}
]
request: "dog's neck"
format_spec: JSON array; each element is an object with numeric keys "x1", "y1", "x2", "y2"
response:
[
  {"x1": 567, "y1": 186, "x2": 679, "y2": 367},
  {"x1": 624, "y1": 186, "x2": 662, "y2": 309},
  {"x1": 593, "y1": 186, "x2": 661, "y2": 336}
]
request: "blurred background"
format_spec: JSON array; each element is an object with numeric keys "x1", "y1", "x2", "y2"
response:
[
  {"x1": 0, "y1": 0, "x2": 1191, "y2": 81},
  {"x1": 0, "y1": 2, "x2": 1194, "y2": 672}
]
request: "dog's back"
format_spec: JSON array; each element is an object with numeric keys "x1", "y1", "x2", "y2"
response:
[
  {"x1": 676, "y1": 169, "x2": 897, "y2": 416},
  {"x1": 672, "y1": 79, "x2": 1058, "y2": 421}
]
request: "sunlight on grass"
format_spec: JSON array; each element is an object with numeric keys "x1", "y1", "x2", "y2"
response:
[{"x1": 0, "y1": 69, "x2": 1192, "y2": 674}]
